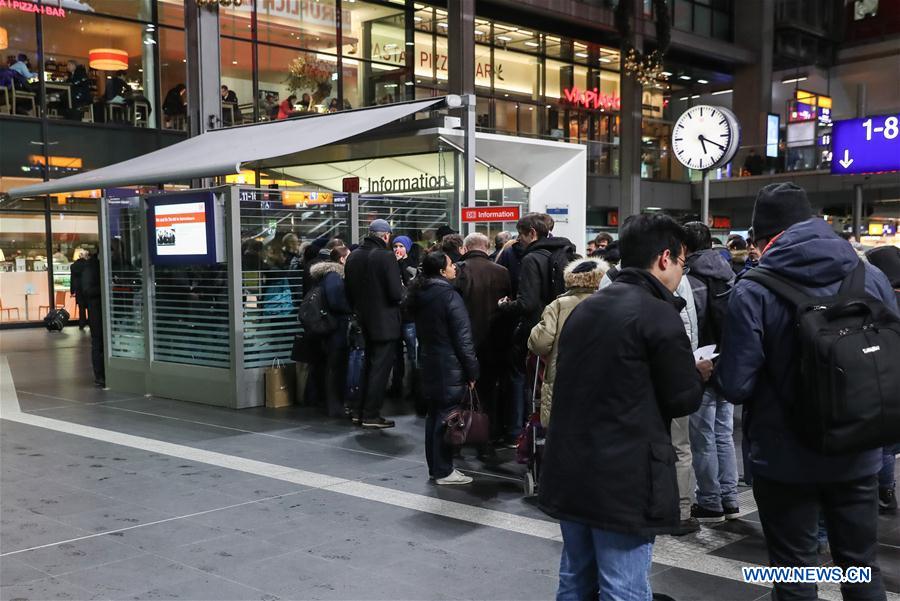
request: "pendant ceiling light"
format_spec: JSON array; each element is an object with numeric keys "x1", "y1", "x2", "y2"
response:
[
  {"x1": 0, "y1": 27, "x2": 8, "y2": 51},
  {"x1": 89, "y1": 48, "x2": 128, "y2": 71}
]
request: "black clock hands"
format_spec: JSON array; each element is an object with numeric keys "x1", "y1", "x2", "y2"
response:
[
  {"x1": 698, "y1": 135, "x2": 726, "y2": 151},
  {"x1": 699, "y1": 136, "x2": 707, "y2": 154}
]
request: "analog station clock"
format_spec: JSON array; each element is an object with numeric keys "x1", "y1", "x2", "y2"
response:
[{"x1": 671, "y1": 105, "x2": 741, "y2": 171}]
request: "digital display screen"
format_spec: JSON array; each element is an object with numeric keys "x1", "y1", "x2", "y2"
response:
[
  {"x1": 766, "y1": 114, "x2": 780, "y2": 158},
  {"x1": 147, "y1": 192, "x2": 222, "y2": 265}
]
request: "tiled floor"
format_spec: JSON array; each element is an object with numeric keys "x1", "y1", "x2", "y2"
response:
[{"x1": 1, "y1": 328, "x2": 897, "y2": 601}]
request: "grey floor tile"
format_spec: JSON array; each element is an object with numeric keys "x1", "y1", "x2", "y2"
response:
[
  {"x1": 222, "y1": 552, "x2": 342, "y2": 598},
  {"x1": 13, "y1": 536, "x2": 144, "y2": 577},
  {"x1": 56, "y1": 554, "x2": 199, "y2": 599},
  {"x1": 154, "y1": 533, "x2": 292, "y2": 576},
  {"x1": 0, "y1": 556, "x2": 50, "y2": 587},
  {"x1": 111, "y1": 519, "x2": 227, "y2": 554},
  {"x1": 51, "y1": 503, "x2": 172, "y2": 535},
  {"x1": 127, "y1": 574, "x2": 280, "y2": 601},
  {"x1": 0, "y1": 575, "x2": 98, "y2": 601},
  {"x1": 0, "y1": 513, "x2": 91, "y2": 555}
]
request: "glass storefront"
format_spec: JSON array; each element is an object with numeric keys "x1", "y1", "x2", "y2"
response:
[
  {"x1": 2, "y1": 0, "x2": 162, "y2": 127},
  {"x1": 0, "y1": 197, "x2": 99, "y2": 324}
]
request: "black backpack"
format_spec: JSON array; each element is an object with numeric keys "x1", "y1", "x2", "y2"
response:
[
  {"x1": 298, "y1": 284, "x2": 337, "y2": 337},
  {"x1": 693, "y1": 274, "x2": 732, "y2": 346},
  {"x1": 743, "y1": 263, "x2": 900, "y2": 455},
  {"x1": 538, "y1": 246, "x2": 577, "y2": 304},
  {"x1": 44, "y1": 308, "x2": 70, "y2": 332}
]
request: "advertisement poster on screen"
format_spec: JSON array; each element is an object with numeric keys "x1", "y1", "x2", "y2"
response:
[{"x1": 147, "y1": 192, "x2": 224, "y2": 265}]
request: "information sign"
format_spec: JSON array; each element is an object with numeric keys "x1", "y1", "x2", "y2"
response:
[
  {"x1": 831, "y1": 114, "x2": 900, "y2": 175},
  {"x1": 461, "y1": 206, "x2": 521, "y2": 223}
]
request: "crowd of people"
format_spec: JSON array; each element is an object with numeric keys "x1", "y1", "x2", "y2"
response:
[{"x1": 254, "y1": 181, "x2": 898, "y2": 600}]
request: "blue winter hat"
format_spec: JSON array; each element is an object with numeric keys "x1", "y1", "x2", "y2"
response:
[
  {"x1": 393, "y1": 236, "x2": 413, "y2": 252},
  {"x1": 369, "y1": 219, "x2": 392, "y2": 234}
]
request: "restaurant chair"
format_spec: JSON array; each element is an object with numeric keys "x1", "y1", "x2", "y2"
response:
[
  {"x1": 0, "y1": 87, "x2": 11, "y2": 114},
  {"x1": 132, "y1": 100, "x2": 150, "y2": 128},
  {"x1": 105, "y1": 102, "x2": 125, "y2": 123},
  {"x1": 79, "y1": 104, "x2": 94, "y2": 123},
  {"x1": 12, "y1": 89, "x2": 37, "y2": 117},
  {"x1": 0, "y1": 298, "x2": 21, "y2": 321},
  {"x1": 39, "y1": 290, "x2": 69, "y2": 317}
]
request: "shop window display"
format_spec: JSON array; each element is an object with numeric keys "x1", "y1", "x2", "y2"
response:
[{"x1": 0, "y1": 212, "x2": 50, "y2": 323}]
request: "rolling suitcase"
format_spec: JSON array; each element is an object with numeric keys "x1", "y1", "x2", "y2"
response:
[{"x1": 44, "y1": 308, "x2": 70, "y2": 332}]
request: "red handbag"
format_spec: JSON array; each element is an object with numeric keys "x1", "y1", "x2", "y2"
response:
[{"x1": 443, "y1": 389, "x2": 490, "y2": 446}]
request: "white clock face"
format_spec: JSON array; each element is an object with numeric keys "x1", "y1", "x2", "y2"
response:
[{"x1": 672, "y1": 105, "x2": 740, "y2": 171}]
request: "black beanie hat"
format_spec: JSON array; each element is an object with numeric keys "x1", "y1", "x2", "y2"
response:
[
  {"x1": 866, "y1": 246, "x2": 900, "y2": 288},
  {"x1": 751, "y1": 182, "x2": 813, "y2": 240}
]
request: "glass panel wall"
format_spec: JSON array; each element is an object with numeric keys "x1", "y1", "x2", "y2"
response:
[{"x1": 0, "y1": 212, "x2": 50, "y2": 323}]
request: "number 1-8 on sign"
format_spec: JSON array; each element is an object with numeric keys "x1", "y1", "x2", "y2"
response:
[{"x1": 831, "y1": 114, "x2": 900, "y2": 175}]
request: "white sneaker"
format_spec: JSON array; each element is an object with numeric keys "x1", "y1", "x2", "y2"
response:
[{"x1": 435, "y1": 469, "x2": 473, "y2": 485}]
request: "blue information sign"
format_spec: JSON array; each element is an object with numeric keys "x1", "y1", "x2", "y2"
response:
[{"x1": 831, "y1": 114, "x2": 900, "y2": 175}]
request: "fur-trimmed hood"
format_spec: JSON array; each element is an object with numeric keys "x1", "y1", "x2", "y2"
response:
[
  {"x1": 564, "y1": 257, "x2": 609, "y2": 290},
  {"x1": 310, "y1": 260, "x2": 344, "y2": 280}
]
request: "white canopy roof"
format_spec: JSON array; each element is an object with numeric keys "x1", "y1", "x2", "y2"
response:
[{"x1": 7, "y1": 98, "x2": 444, "y2": 199}]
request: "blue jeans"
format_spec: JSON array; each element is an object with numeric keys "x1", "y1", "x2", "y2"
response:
[
  {"x1": 689, "y1": 389, "x2": 738, "y2": 511},
  {"x1": 557, "y1": 520, "x2": 654, "y2": 601},
  {"x1": 879, "y1": 444, "x2": 899, "y2": 489},
  {"x1": 401, "y1": 322, "x2": 418, "y2": 368}
]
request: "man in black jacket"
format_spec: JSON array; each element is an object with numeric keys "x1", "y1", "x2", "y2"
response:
[
  {"x1": 70, "y1": 249, "x2": 88, "y2": 330},
  {"x1": 344, "y1": 219, "x2": 403, "y2": 429},
  {"x1": 80, "y1": 249, "x2": 105, "y2": 388},
  {"x1": 539, "y1": 214, "x2": 708, "y2": 600},
  {"x1": 498, "y1": 213, "x2": 576, "y2": 442},
  {"x1": 455, "y1": 233, "x2": 511, "y2": 442}
]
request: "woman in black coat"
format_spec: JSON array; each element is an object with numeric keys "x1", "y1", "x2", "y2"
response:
[{"x1": 405, "y1": 250, "x2": 479, "y2": 485}]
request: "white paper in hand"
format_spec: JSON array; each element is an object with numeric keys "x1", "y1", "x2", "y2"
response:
[{"x1": 694, "y1": 344, "x2": 719, "y2": 361}]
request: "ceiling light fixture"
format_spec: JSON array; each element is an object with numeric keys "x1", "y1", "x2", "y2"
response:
[
  {"x1": 781, "y1": 76, "x2": 808, "y2": 84},
  {"x1": 575, "y1": 52, "x2": 588, "y2": 58},
  {"x1": 661, "y1": 71, "x2": 672, "y2": 77},
  {"x1": 697, "y1": 78, "x2": 708, "y2": 84},
  {"x1": 525, "y1": 41, "x2": 539, "y2": 47},
  {"x1": 496, "y1": 35, "x2": 512, "y2": 42},
  {"x1": 89, "y1": 48, "x2": 128, "y2": 71},
  {"x1": 711, "y1": 89, "x2": 732, "y2": 95},
  {"x1": 679, "y1": 75, "x2": 691, "y2": 80},
  {"x1": 599, "y1": 58, "x2": 611, "y2": 63}
]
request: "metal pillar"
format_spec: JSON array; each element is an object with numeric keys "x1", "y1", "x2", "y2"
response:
[
  {"x1": 448, "y1": 0, "x2": 475, "y2": 233},
  {"x1": 701, "y1": 170, "x2": 711, "y2": 227},
  {"x1": 618, "y1": 35, "x2": 642, "y2": 230},
  {"x1": 851, "y1": 83, "x2": 867, "y2": 242},
  {"x1": 185, "y1": 1, "x2": 221, "y2": 136}
]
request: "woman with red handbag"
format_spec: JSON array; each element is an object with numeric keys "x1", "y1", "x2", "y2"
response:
[{"x1": 404, "y1": 250, "x2": 480, "y2": 485}]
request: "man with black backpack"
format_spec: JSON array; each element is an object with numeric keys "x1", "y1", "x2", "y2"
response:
[
  {"x1": 498, "y1": 213, "x2": 576, "y2": 441},
  {"x1": 718, "y1": 183, "x2": 899, "y2": 601},
  {"x1": 682, "y1": 222, "x2": 739, "y2": 524}
]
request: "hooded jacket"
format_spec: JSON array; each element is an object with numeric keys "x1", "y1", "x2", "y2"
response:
[
  {"x1": 344, "y1": 235, "x2": 404, "y2": 342},
  {"x1": 310, "y1": 261, "x2": 352, "y2": 350},
  {"x1": 528, "y1": 258, "x2": 608, "y2": 427},
  {"x1": 717, "y1": 218, "x2": 898, "y2": 483},
  {"x1": 405, "y1": 277, "x2": 479, "y2": 405},
  {"x1": 503, "y1": 236, "x2": 577, "y2": 333},
  {"x1": 686, "y1": 248, "x2": 736, "y2": 347},
  {"x1": 538, "y1": 268, "x2": 703, "y2": 536}
]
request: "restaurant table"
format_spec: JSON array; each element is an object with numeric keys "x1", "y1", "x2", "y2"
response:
[{"x1": 45, "y1": 82, "x2": 72, "y2": 113}]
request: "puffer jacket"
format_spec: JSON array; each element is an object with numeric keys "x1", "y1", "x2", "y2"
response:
[
  {"x1": 717, "y1": 218, "x2": 898, "y2": 483},
  {"x1": 344, "y1": 235, "x2": 403, "y2": 342},
  {"x1": 405, "y1": 277, "x2": 479, "y2": 406},
  {"x1": 528, "y1": 258, "x2": 608, "y2": 427}
]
